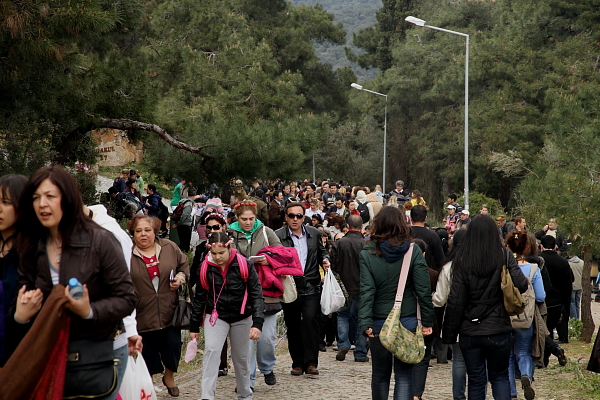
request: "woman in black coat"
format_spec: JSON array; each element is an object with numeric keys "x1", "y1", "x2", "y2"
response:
[{"x1": 442, "y1": 214, "x2": 528, "y2": 400}]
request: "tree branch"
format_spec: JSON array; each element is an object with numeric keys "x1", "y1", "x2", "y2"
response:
[{"x1": 98, "y1": 118, "x2": 212, "y2": 155}]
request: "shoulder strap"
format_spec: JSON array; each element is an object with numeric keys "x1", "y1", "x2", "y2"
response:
[
  {"x1": 393, "y1": 243, "x2": 415, "y2": 310},
  {"x1": 200, "y1": 257, "x2": 210, "y2": 290},
  {"x1": 263, "y1": 225, "x2": 268, "y2": 244},
  {"x1": 529, "y1": 263, "x2": 538, "y2": 280},
  {"x1": 237, "y1": 253, "x2": 249, "y2": 314}
]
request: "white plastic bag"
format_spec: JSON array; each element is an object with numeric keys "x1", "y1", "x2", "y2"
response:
[
  {"x1": 184, "y1": 338, "x2": 198, "y2": 363},
  {"x1": 119, "y1": 354, "x2": 157, "y2": 400},
  {"x1": 281, "y1": 275, "x2": 297, "y2": 303},
  {"x1": 320, "y1": 269, "x2": 346, "y2": 314}
]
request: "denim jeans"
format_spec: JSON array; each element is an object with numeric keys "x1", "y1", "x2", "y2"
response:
[
  {"x1": 106, "y1": 344, "x2": 129, "y2": 400},
  {"x1": 508, "y1": 325, "x2": 534, "y2": 397},
  {"x1": 459, "y1": 332, "x2": 512, "y2": 400},
  {"x1": 571, "y1": 289, "x2": 582, "y2": 320},
  {"x1": 452, "y1": 342, "x2": 467, "y2": 400},
  {"x1": 337, "y1": 295, "x2": 368, "y2": 358},
  {"x1": 249, "y1": 313, "x2": 278, "y2": 387},
  {"x1": 370, "y1": 316, "x2": 418, "y2": 400}
]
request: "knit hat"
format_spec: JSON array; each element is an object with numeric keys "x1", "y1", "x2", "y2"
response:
[{"x1": 206, "y1": 197, "x2": 223, "y2": 213}]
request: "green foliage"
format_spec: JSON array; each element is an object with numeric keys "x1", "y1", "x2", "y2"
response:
[
  {"x1": 456, "y1": 192, "x2": 503, "y2": 218},
  {"x1": 569, "y1": 318, "x2": 583, "y2": 341},
  {"x1": 314, "y1": 116, "x2": 384, "y2": 187},
  {"x1": 291, "y1": 0, "x2": 381, "y2": 81},
  {"x1": 142, "y1": 0, "x2": 351, "y2": 186},
  {"x1": 0, "y1": 0, "x2": 151, "y2": 176}
]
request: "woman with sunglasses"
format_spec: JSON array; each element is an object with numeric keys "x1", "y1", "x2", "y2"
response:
[
  {"x1": 189, "y1": 213, "x2": 231, "y2": 378},
  {"x1": 229, "y1": 200, "x2": 283, "y2": 389}
]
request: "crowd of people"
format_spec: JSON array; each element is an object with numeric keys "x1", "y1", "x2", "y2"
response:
[{"x1": 0, "y1": 169, "x2": 599, "y2": 400}]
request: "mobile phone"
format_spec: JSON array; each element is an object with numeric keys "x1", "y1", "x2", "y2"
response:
[
  {"x1": 169, "y1": 270, "x2": 175, "y2": 282},
  {"x1": 249, "y1": 256, "x2": 265, "y2": 261}
]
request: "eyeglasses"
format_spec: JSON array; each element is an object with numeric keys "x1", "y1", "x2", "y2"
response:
[
  {"x1": 286, "y1": 213, "x2": 304, "y2": 220},
  {"x1": 207, "y1": 224, "x2": 222, "y2": 230}
]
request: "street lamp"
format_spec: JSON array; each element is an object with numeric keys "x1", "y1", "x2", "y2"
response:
[
  {"x1": 405, "y1": 16, "x2": 470, "y2": 210},
  {"x1": 350, "y1": 83, "x2": 388, "y2": 193}
]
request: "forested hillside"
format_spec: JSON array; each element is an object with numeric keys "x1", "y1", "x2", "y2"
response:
[{"x1": 292, "y1": 0, "x2": 381, "y2": 81}]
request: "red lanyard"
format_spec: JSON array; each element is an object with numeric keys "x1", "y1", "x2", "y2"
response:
[{"x1": 212, "y1": 267, "x2": 227, "y2": 309}]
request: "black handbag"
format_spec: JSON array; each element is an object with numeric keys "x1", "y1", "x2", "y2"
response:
[
  {"x1": 172, "y1": 287, "x2": 192, "y2": 330},
  {"x1": 63, "y1": 339, "x2": 119, "y2": 399}
]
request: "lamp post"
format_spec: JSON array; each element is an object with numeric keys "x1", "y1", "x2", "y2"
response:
[
  {"x1": 350, "y1": 83, "x2": 388, "y2": 193},
  {"x1": 405, "y1": 16, "x2": 470, "y2": 210}
]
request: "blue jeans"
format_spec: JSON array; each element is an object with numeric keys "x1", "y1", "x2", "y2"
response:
[
  {"x1": 249, "y1": 313, "x2": 278, "y2": 387},
  {"x1": 460, "y1": 332, "x2": 512, "y2": 400},
  {"x1": 571, "y1": 289, "x2": 582, "y2": 319},
  {"x1": 370, "y1": 316, "x2": 417, "y2": 400},
  {"x1": 452, "y1": 342, "x2": 467, "y2": 400},
  {"x1": 508, "y1": 325, "x2": 534, "y2": 397},
  {"x1": 106, "y1": 344, "x2": 129, "y2": 400},
  {"x1": 337, "y1": 295, "x2": 368, "y2": 358}
]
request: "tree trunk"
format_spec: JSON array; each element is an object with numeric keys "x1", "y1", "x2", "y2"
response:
[{"x1": 581, "y1": 244, "x2": 595, "y2": 343}]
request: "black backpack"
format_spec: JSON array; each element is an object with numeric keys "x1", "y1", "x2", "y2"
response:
[
  {"x1": 157, "y1": 201, "x2": 170, "y2": 222},
  {"x1": 356, "y1": 201, "x2": 370, "y2": 223}
]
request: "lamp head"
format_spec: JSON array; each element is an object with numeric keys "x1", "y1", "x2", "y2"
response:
[
  {"x1": 405, "y1": 16, "x2": 426, "y2": 27},
  {"x1": 350, "y1": 83, "x2": 363, "y2": 90}
]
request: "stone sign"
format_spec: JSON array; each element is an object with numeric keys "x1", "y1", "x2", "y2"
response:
[{"x1": 93, "y1": 129, "x2": 143, "y2": 167}]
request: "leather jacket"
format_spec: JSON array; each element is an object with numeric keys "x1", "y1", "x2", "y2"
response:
[{"x1": 274, "y1": 225, "x2": 329, "y2": 296}]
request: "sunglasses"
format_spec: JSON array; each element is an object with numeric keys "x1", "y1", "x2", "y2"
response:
[
  {"x1": 286, "y1": 213, "x2": 304, "y2": 220},
  {"x1": 207, "y1": 224, "x2": 222, "y2": 230}
]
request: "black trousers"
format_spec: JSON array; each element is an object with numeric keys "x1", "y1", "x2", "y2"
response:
[
  {"x1": 282, "y1": 292, "x2": 321, "y2": 370},
  {"x1": 557, "y1": 299, "x2": 571, "y2": 342},
  {"x1": 319, "y1": 311, "x2": 338, "y2": 345},
  {"x1": 177, "y1": 224, "x2": 192, "y2": 252},
  {"x1": 544, "y1": 304, "x2": 563, "y2": 365},
  {"x1": 140, "y1": 325, "x2": 182, "y2": 375}
]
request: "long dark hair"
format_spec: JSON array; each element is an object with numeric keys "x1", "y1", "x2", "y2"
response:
[
  {"x1": 17, "y1": 166, "x2": 95, "y2": 258},
  {"x1": 453, "y1": 214, "x2": 503, "y2": 277},
  {"x1": 370, "y1": 206, "x2": 411, "y2": 256},
  {"x1": 444, "y1": 227, "x2": 467, "y2": 265},
  {"x1": 0, "y1": 174, "x2": 28, "y2": 252}
]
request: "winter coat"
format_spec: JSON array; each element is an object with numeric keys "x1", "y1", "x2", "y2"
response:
[
  {"x1": 539, "y1": 250, "x2": 573, "y2": 308},
  {"x1": 359, "y1": 240, "x2": 433, "y2": 334},
  {"x1": 442, "y1": 248, "x2": 528, "y2": 343},
  {"x1": 366, "y1": 192, "x2": 382, "y2": 216},
  {"x1": 130, "y1": 238, "x2": 189, "y2": 333},
  {"x1": 275, "y1": 225, "x2": 329, "y2": 295},
  {"x1": 18, "y1": 225, "x2": 136, "y2": 342},
  {"x1": 267, "y1": 200, "x2": 284, "y2": 230},
  {"x1": 331, "y1": 231, "x2": 365, "y2": 296},
  {"x1": 189, "y1": 249, "x2": 264, "y2": 332},
  {"x1": 146, "y1": 191, "x2": 162, "y2": 217}
]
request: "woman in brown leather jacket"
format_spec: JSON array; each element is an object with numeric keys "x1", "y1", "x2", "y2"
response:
[{"x1": 129, "y1": 215, "x2": 189, "y2": 397}]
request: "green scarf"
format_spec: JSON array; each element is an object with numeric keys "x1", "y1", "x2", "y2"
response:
[{"x1": 229, "y1": 219, "x2": 263, "y2": 242}]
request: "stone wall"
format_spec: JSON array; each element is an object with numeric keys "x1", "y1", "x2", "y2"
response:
[{"x1": 93, "y1": 129, "x2": 143, "y2": 167}]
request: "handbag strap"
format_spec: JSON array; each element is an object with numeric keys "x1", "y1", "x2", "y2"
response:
[{"x1": 392, "y1": 243, "x2": 421, "y2": 321}]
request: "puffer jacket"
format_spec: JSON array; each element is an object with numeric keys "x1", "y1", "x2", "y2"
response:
[
  {"x1": 130, "y1": 238, "x2": 189, "y2": 333},
  {"x1": 189, "y1": 249, "x2": 264, "y2": 332},
  {"x1": 442, "y1": 248, "x2": 528, "y2": 343}
]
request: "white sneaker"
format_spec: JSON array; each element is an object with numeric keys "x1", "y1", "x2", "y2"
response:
[{"x1": 350, "y1": 345, "x2": 356, "y2": 350}]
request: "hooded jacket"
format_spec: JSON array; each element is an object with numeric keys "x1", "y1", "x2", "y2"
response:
[
  {"x1": 355, "y1": 190, "x2": 374, "y2": 223},
  {"x1": 358, "y1": 240, "x2": 433, "y2": 334}
]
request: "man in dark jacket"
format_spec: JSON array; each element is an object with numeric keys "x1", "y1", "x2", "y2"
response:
[
  {"x1": 535, "y1": 218, "x2": 568, "y2": 254},
  {"x1": 411, "y1": 205, "x2": 445, "y2": 271},
  {"x1": 330, "y1": 215, "x2": 367, "y2": 362},
  {"x1": 539, "y1": 235, "x2": 572, "y2": 366},
  {"x1": 275, "y1": 202, "x2": 330, "y2": 376},
  {"x1": 268, "y1": 190, "x2": 284, "y2": 230}
]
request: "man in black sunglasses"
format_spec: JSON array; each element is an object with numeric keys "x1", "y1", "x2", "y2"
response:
[{"x1": 275, "y1": 202, "x2": 330, "y2": 376}]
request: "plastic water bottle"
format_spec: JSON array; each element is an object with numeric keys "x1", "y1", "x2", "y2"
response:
[{"x1": 68, "y1": 278, "x2": 84, "y2": 300}]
